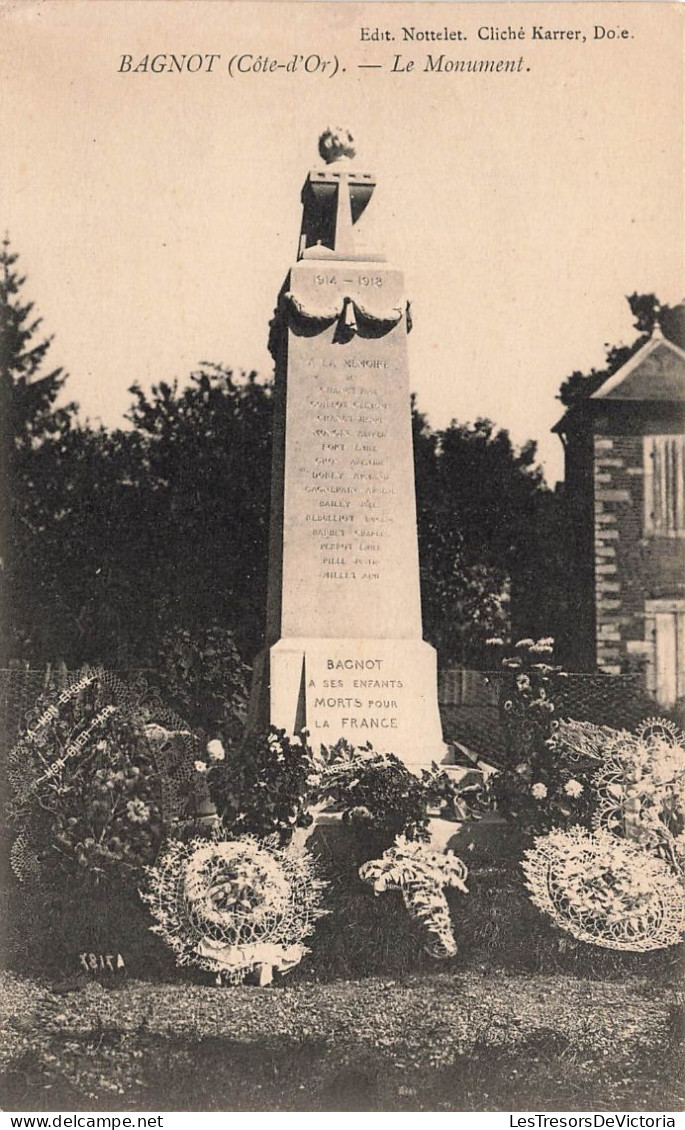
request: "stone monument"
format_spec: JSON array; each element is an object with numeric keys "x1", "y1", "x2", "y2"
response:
[{"x1": 250, "y1": 129, "x2": 446, "y2": 769}]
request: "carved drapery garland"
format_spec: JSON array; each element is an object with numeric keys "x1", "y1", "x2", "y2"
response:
[
  {"x1": 267, "y1": 289, "x2": 412, "y2": 361},
  {"x1": 284, "y1": 288, "x2": 410, "y2": 337}
]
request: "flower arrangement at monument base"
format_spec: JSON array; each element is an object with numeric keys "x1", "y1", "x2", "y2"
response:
[
  {"x1": 587, "y1": 718, "x2": 685, "y2": 874},
  {"x1": 522, "y1": 826, "x2": 684, "y2": 952},
  {"x1": 10, "y1": 710, "x2": 165, "y2": 891},
  {"x1": 487, "y1": 639, "x2": 602, "y2": 837},
  {"x1": 520, "y1": 718, "x2": 685, "y2": 954},
  {"x1": 6, "y1": 668, "x2": 200, "y2": 973},
  {"x1": 543, "y1": 716, "x2": 685, "y2": 877},
  {"x1": 203, "y1": 729, "x2": 488, "y2": 861},
  {"x1": 359, "y1": 835, "x2": 469, "y2": 958},
  {"x1": 203, "y1": 727, "x2": 316, "y2": 845},
  {"x1": 315, "y1": 740, "x2": 433, "y2": 855},
  {"x1": 183, "y1": 731, "x2": 496, "y2": 978},
  {"x1": 141, "y1": 834, "x2": 327, "y2": 985}
]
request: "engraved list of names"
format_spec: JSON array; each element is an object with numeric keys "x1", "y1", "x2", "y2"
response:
[{"x1": 279, "y1": 261, "x2": 423, "y2": 643}]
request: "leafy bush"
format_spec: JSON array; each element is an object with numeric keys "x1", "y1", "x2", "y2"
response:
[
  {"x1": 205, "y1": 728, "x2": 315, "y2": 845},
  {"x1": 147, "y1": 624, "x2": 249, "y2": 741},
  {"x1": 204, "y1": 734, "x2": 450, "y2": 853},
  {"x1": 317, "y1": 742, "x2": 432, "y2": 851},
  {"x1": 486, "y1": 638, "x2": 597, "y2": 835}
]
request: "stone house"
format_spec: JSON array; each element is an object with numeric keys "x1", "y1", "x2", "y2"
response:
[{"x1": 553, "y1": 317, "x2": 685, "y2": 708}]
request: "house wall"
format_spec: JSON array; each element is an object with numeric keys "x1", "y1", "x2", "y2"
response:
[
  {"x1": 558, "y1": 418, "x2": 596, "y2": 671},
  {"x1": 592, "y1": 414, "x2": 684, "y2": 675}
]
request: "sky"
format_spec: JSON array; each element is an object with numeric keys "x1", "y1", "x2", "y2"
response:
[{"x1": 1, "y1": 0, "x2": 682, "y2": 484}]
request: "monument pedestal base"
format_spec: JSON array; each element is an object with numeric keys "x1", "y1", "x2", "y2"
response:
[{"x1": 250, "y1": 636, "x2": 448, "y2": 769}]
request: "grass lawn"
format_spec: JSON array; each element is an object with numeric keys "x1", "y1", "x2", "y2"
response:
[
  {"x1": 2, "y1": 851, "x2": 682, "y2": 1112},
  {"x1": 1, "y1": 965, "x2": 682, "y2": 1112}
]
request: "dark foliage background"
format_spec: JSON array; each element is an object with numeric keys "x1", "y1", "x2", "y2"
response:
[{"x1": 6, "y1": 242, "x2": 666, "y2": 675}]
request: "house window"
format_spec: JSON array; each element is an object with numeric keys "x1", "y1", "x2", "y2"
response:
[{"x1": 644, "y1": 435, "x2": 685, "y2": 536}]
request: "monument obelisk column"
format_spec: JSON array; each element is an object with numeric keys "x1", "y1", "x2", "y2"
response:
[{"x1": 250, "y1": 130, "x2": 446, "y2": 769}]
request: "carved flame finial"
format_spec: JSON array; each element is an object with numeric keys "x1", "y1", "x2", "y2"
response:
[{"x1": 318, "y1": 127, "x2": 356, "y2": 165}]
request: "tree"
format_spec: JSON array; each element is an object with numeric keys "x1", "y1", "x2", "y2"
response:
[
  {"x1": 0, "y1": 238, "x2": 77, "y2": 662},
  {"x1": 1, "y1": 240, "x2": 146, "y2": 666},
  {"x1": 1, "y1": 243, "x2": 275, "y2": 670},
  {"x1": 413, "y1": 407, "x2": 559, "y2": 665},
  {"x1": 124, "y1": 364, "x2": 273, "y2": 664},
  {"x1": 0, "y1": 238, "x2": 75, "y2": 445},
  {"x1": 25, "y1": 423, "x2": 151, "y2": 665}
]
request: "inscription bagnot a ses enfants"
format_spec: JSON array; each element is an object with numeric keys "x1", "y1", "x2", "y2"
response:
[{"x1": 250, "y1": 130, "x2": 445, "y2": 765}]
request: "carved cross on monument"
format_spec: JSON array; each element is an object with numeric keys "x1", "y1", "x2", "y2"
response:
[{"x1": 250, "y1": 131, "x2": 447, "y2": 770}]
